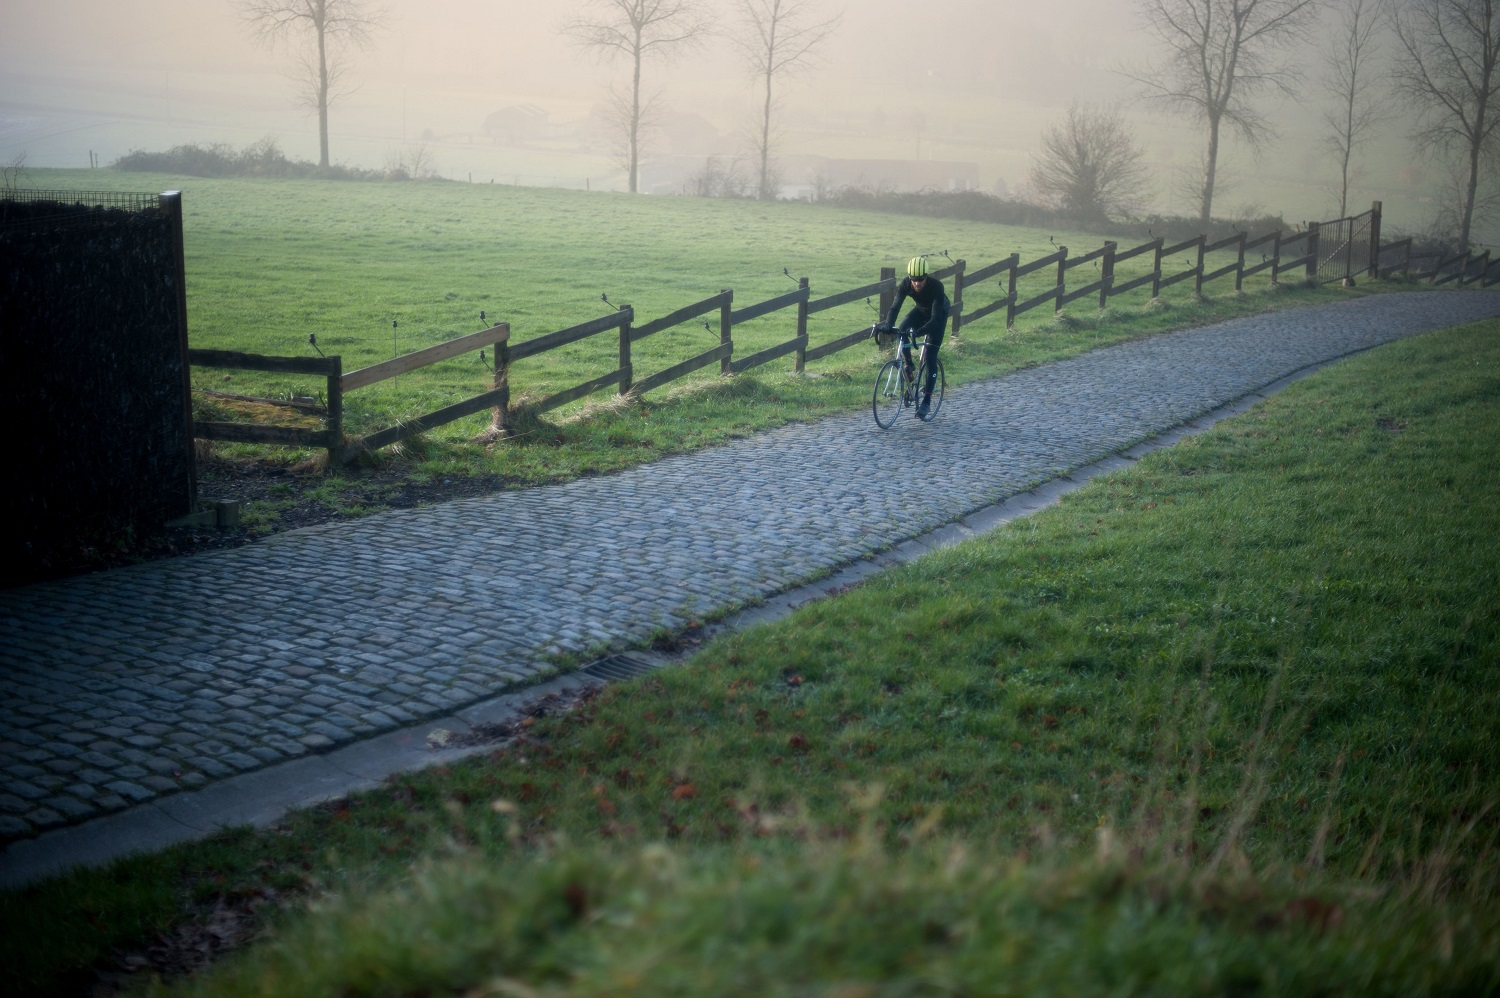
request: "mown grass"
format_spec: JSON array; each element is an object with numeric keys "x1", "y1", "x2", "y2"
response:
[
  {"x1": 32, "y1": 168, "x2": 1368, "y2": 492},
  {"x1": 4, "y1": 318, "x2": 1495, "y2": 995}
]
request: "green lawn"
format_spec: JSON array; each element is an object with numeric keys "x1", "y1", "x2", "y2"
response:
[
  {"x1": 5, "y1": 318, "x2": 1496, "y2": 995},
  {"x1": 29, "y1": 169, "x2": 1337, "y2": 486}
]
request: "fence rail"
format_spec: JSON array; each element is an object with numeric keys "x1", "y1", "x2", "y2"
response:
[
  {"x1": 192, "y1": 200, "x2": 1492, "y2": 463},
  {"x1": 189, "y1": 349, "x2": 344, "y2": 453}
]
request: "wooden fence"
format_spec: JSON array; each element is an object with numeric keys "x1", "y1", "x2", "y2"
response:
[
  {"x1": 1377, "y1": 239, "x2": 1500, "y2": 287},
  {"x1": 190, "y1": 200, "x2": 1499, "y2": 463},
  {"x1": 190, "y1": 322, "x2": 509, "y2": 463}
]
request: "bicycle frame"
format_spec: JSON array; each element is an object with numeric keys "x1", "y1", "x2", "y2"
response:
[{"x1": 871, "y1": 324, "x2": 943, "y2": 428}]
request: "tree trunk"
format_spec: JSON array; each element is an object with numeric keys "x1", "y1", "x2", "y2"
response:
[
  {"x1": 757, "y1": 7, "x2": 778, "y2": 200},
  {"x1": 758, "y1": 66, "x2": 773, "y2": 199},
  {"x1": 1199, "y1": 113, "x2": 1221, "y2": 226},
  {"x1": 317, "y1": 27, "x2": 330, "y2": 169},
  {"x1": 1338, "y1": 97, "x2": 1353, "y2": 217},
  {"x1": 1461, "y1": 32, "x2": 1496, "y2": 250},
  {"x1": 629, "y1": 48, "x2": 642, "y2": 194},
  {"x1": 1462, "y1": 145, "x2": 1481, "y2": 250}
]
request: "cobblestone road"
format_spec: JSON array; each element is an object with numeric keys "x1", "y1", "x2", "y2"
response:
[{"x1": 4, "y1": 291, "x2": 1499, "y2": 844}]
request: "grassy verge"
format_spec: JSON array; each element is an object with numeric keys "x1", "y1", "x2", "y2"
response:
[{"x1": 5, "y1": 319, "x2": 1496, "y2": 993}]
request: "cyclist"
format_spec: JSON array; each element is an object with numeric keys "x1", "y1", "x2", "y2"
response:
[{"x1": 881, "y1": 256, "x2": 950, "y2": 417}]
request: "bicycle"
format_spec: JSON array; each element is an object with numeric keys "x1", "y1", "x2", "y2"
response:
[{"x1": 871, "y1": 323, "x2": 945, "y2": 429}]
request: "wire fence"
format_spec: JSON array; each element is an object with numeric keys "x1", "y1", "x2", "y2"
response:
[{"x1": 0, "y1": 189, "x2": 166, "y2": 231}]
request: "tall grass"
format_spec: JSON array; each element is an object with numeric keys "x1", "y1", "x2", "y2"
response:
[{"x1": 5, "y1": 318, "x2": 1495, "y2": 995}]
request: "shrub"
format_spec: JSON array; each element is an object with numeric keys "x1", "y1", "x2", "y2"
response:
[{"x1": 112, "y1": 139, "x2": 439, "y2": 183}]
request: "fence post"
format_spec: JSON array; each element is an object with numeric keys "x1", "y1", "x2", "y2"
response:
[
  {"x1": 1194, "y1": 235, "x2": 1206, "y2": 296},
  {"x1": 1099, "y1": 241, "x2": 1116, "y2": 309},
  {"x1": 618, "y1": 304, "x2": 633, "y2": 395},
  {"x1": 1270, "y1": 231, "x2": 1284, "y2": 284},
  {"x1": 877, "y1": 266, "x2": 897, "y2": 345},
  {"x1": 795, "y1": 276, "x2": 809, "y2": 373},
  {"x1": 1005, "y1": 253, "x2": 1019, "y2": 329},
  {"x1": 950, "y1": 258, "x2": 966, "y2": 337},
  {"x1": 1368, "y1": 200, "x2": 1382, "y2": 281},
  {"x1": 1151, "y1": 238, "x2": 1164, "y2": 298},
  {"x1": 1055, "y1": 245, "x2": 1068, "y2": 314},
  {"x1": 1466, "y1": 250, "x2": 1489, "y2": 286},
  {"x1": 719, "y1": 289, "x2": 733, "y2": 376},
  {"x1": 1234, "y1": 231, "x2": 1247, "y2": 292},
  {"x1": 1305, "y1": 221, "x2": 1320, "y2": 283},
  {"x1": 160, "y1": 190, "x2": 196, "y2": 506},
  {"x1": 1453, "y1": 249, "x2": 1472, "y2": 285},
  {"x1": 489, "y1": 337, "x2": 511, "y2": 435},
  {"x1": 326, "y1": 356, "x2": 343, "y2": 465}
]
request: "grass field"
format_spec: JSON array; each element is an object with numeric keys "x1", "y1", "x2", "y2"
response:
[
  {"x1": 3, "y1": 315, "x2": 1496, "y2": 994},
  {"x1": 28, "y1": 168, "x2": 1337, "y2": 484}
]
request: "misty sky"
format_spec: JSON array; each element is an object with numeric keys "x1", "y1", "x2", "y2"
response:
[{"x1": 0, "y1": 0, "x2": 1456, "y2": 236}]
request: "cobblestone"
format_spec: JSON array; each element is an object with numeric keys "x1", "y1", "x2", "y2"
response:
[{"x1": 3, "y1": 292, "x2": 1499, "y2": 846}]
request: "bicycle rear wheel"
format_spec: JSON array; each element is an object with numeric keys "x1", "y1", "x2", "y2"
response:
[
  {"x1": 915, "y1": 357, "x2": 946, "y2": 421},
  {"x1": 872, "y1": 359, "x2": 906, "y2": 429}
]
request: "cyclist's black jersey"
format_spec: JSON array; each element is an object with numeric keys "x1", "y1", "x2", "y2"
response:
[{"x1": 887, "y1": 275, "x2": 950, "y2": 341}]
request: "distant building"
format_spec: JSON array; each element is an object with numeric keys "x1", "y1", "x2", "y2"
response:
[
  {"x1": 483, "y1": 105, "x2": 558, "y2": 144},
  {"x1": 804, "y1": 157, "x2": 981, "y2": 193},
  {"x1": 640, "y1": 154, "x2": 983, "y2": 199},
  {"x1": 659, "y1": 112, "x2": 723, "y2": 156}
]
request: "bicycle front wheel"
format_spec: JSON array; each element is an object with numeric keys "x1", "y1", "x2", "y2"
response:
[
  {"x1": 872, "y1": 359, "x2": 906, "y2": 429},
  {"x1": 915, "y1": 357, "x2": 946, "y2": 421}
]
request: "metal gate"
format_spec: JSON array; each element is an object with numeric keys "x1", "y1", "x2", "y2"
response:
[{"x1": 1315, "y1": 207, "x2": 1374, "y2": 285}]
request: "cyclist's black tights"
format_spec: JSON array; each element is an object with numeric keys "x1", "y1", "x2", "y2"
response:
[{"x1": 901, "y1": 313, "x2": 945, "y2": 396}]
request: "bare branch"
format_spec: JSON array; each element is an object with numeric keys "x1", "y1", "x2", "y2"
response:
[
  {"x1": 1027, "y1": 103, "x2": 1154, "y2": 223},
  {"x1": 232, "y1": 0, "x2": 386, "y2": 168},
  {"x1": 1385, "y1": 0, "x2": 1500, "y2": 247},
  {"x1": 1321, "y1": 0, "x2": 1393, "y2": 215},
  {"x1": 732, "y1": 0, "x2": 842, "y2": 199},
  {"x1": 562, "y1": 0, "x2": 714, "y2": 62},
  {"x1": 563, "y1": 0, "x2": 714, "y2": 193},
  {"x1": 1121, "y1": 0, "x2": 1321, "y2": 223},
  {"x1": 233, "y1": 0, "x2": 385, "y2": 48}
]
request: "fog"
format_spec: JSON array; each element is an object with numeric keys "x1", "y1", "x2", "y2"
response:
[{"x1": 0, "y1": 0, "x2": 1462, "y2": 238}]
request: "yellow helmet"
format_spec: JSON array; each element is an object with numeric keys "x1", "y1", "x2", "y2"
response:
[{"x1": 906, "y1": 256, "x2": 929, "y2": 278}]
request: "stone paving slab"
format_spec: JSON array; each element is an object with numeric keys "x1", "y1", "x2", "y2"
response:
[{"x1": 3, "y1": 290, "x2": 1499, "y2": 851}]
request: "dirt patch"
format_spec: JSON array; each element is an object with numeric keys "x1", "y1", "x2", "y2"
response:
[
  {"x1": 199, "y1": 459, "x2": 512, "y2": 532},
  {"x1": 89, "y1": 890, "x2": 282, "y2": 996},
  {"x1": 88, "y1": 683, "x2": 603, "y2": 994}
]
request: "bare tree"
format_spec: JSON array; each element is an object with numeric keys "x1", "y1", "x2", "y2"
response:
[
  {"x1": 383, "y1": 143, "x2": 439, "y2": 181},
  {"x1": 682, "y1": 155, "x2": 752, "y2": 197},
  {"x1": 596, "y1": 84, "x2": 668, "y2": 190},
  {"x1": 1386, "y1": 0, "x2": 1500, "y2": 248},
  {"x1": 1027, "y1": 103, "x2": 1153, "y2": 223},
  {"x1": 1429, "y1": 158, "x2": 1500, "y2": 244},
  {"x1": 233, "y1": 0, "x2": 386, "y2": 169},
  {"x1": 564, "y1": 0, "x2": 714, "y2": 194},
  {"x1": 1122, "y1": 0, "x2": 1322, "y2": 225},
  {"x1": 1324, "y1": 0, "x2": 1390, "y2": 216},
  {"x1": 732, "y1": 0, "x2": 841, "y2": 200},
  {"x1": 2, "y1": 153, "x2": 28, "y2": 193}
]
